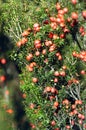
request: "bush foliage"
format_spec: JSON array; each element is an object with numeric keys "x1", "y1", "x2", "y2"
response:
[{"x1": 0, "y1": 0, "x2": 86, "y2": 130}]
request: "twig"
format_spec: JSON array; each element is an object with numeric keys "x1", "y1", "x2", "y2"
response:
[{"x1": 68, "y1": 87, "x2": 78, "y2": 100}]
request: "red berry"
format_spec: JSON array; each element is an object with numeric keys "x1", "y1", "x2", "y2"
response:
[
  {"x1": 80, "y1": 70, "x2": 86, "y2": 75},
  {"x1": 51, "y1": 87, "x2": 56, "y2": 93},
  {"x1": 78, "y1": 119, "x2": 83, "y2": 125},
  {"x1": 56, "y1": 3, "x2": 61, "y2": 10},
  {"x1": 60, "y1": 71, "x2": 66, "y2": 77},
  {"x1": 71, "y1": 12, "x2": 78, "y2": 20},
  {"x1": 54, "y1": 128, "x2": 60, "y2": 130},
  {"x1": 0, "y1": 75, "x2": 6, "y2": 82},
  {"x1": 71, "y1": 0, "x2": 77, "y2": 5},
  {"x1": 50, "y1": 17, "x2": 56, "y2": 22},
  {"x1": 70, "y1": 120, "x2": 75, "y2": 125},
  {"x1": 33, "y1": 23, "x2": 40, "y2": 32},
  {"x1": 48, "y1": 32, "x2": 53, "y2": 38},
  {"x1": 60, "y1": 33, "x2": 65, "y2": 39},
  {"x1": 34, "y1": 39, "x2": 41, "y2": 45},
  {"x1": 33, "y1": 23, "x2": 40, "y2": 28},
  {"x1": 51, "y1": 120, "x2": 56, "y2": 126},
  {"x1": 43, "y1": 19, "x2": 49, "y2": 24},
  {"x1": 63, "y1": 8, "x2": 68, "y2": 14},
  {"x1": 54, "y1": 71, "x2": 59, "y2": 76},
  {"x1": 34, "y1": 40, "x2": 41, "y2": 49},
  {"x1": 35, "y1": 51, "x2": 40, "y2": 56},
  {"x1": 78, "y1": 113, "x2": 82, "y2": 119},
  {"x1": 82, "y1": 10, "x2": 86, "y2": 19},
  {"x1": 44, "y1": 86, "x2": 51, "y2": 93},
  {"x1": 79, "y1": 26, "x2": 85, "y2": 33},
  {"x1": 1, "y1": 58, "x2": 6, "y2": 64},
  {"x1": 54, "y1": 78, "x2": 58, "y2": 83},
  {"x1": 66, "y1": 125, "x2": 70, "y2": 129},
  {"x1": 72, "y1": 51, "x2": 77, "y2": 57}
]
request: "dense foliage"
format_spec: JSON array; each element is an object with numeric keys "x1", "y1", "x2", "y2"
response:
[{"x1": 0, "y1": 0, "x2": 86, "y2": 130}]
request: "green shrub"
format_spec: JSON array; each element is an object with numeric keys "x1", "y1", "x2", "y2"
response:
[{"x1": 1, "y1": 0, "x2": 86, "y2": 130}]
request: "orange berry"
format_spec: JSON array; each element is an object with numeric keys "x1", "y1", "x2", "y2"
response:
[
  {"x1": 60, "y1": 71, "x2": 66, "y2": 77},
  {"x1": 21, "y1": 30, "x2": 30, "y2": 37},
  {"x1": 26, "y1": 53, "x2": 33, "y2": 61},
  {"x1": 71, "y1": 104, "x2": 76, "y2": 109},
  {"x1": 56, "y1": 3, "x2": 61, "y2": 10},
  {"x1": 69, "y1": 111, "x2": 74, "y2": 116},
  {"x1": 71, "y1": 12, "x2": 78, "y2": 20},
  {"x1": 35, "y1": 51, "x2": 40, "y2": 56},
  {"x1": 44, "y1": 86, "x2": 51, "y2": 93},
  {"x1": 22, "y1": 93, "x2": 26, "y2": 99},
  {"x1": 62, "y1": 65, "x2": 67, "y2": 70},
  {"x1": 63, "y1": 7, "x2": 68, "y2": 13},
  {"x1": 32, "y1": 77, "x2": 38, "y2": 83},
  {"x1": 16, "y1": 41, "x2": 22, "y2": 47},
  {"x1": 42, "y1": 49, "x2": 47, "y2": 55},
  {"x1": 21, "y1": 37, "x2": 28, "y2": 45},
  {"x1": 62, "y1": 99, "x2": 69, "y2": 105},
  {"x1": 29, "y1": 103, "x2": 35, "y2": 109},
  {"x1": 73, "y1": 109, "x2": 78, "y2": 115},
  {"x1": 26, "y1": 65, "x2": 33, "y2": 72},
  {"x1": 6, "y1": 109, "x2": 13, "y2": 114},
  {"x1": 54, "y1": 71, "x2": 59, "y2": 76},
  {"x1": 58, "y1": 55, "x2": 62, "y2": 60},
  {"x1": 54, "y1": 101, "x2": 59, "y2": 107},
  {"x1": 51, "y1": 87, "x2": 56, "y2": 93}
]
